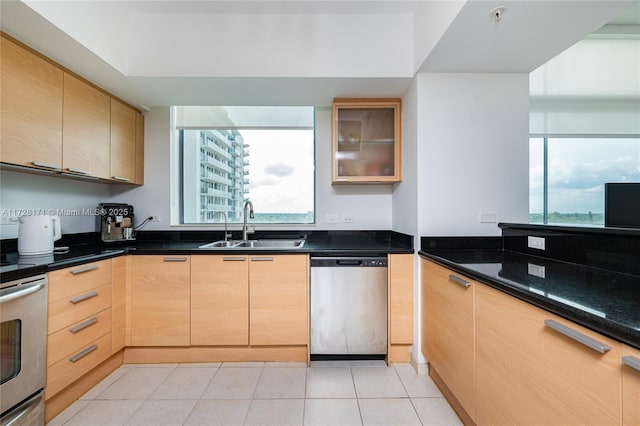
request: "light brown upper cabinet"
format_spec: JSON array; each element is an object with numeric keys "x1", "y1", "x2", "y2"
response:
[
  {"x1": 135, "y1": 111, "x2": 145, "y2": 185},
  {"x1": 110, "y1": 99, "x2": 137, "y2": 183},
  {"x1": 332, "y1": 98, "x2": 402, "y2": 184},
  {"x1": 62, "y1": 73, "x2": 111, "y2": 179},
  {"x1": 1, "y1": 35, "x2": 63, "y2": 170}
]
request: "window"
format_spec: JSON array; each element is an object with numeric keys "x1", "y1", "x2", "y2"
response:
[
  {"x1": 530, "y1": 137, "x2": 640, "y2": 225},
  {"x1": 174, "y1": 107, "x2": 315, "y2": 225}
]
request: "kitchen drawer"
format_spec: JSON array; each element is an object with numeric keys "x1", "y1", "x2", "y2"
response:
[
  {"x1": 48, "y1": 283, "x2": 111, "y2": 334},
  {"x1": 49, "y1": 259, "x2": 112, "y2": 302},
  {"x1": 47, "y1": 308, "x2": 111, "y2": 367},
  {"x1": 45, "y1": 333, "x2": 111, "y2": 399}
]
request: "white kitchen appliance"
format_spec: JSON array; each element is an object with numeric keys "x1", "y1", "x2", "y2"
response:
[{"x1": 17, "y1": 215, "x2": 61, "y2": 256}]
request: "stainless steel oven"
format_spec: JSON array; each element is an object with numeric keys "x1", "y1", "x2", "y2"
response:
[{"x1": 1, "y1": 275, "x2": 47, "y2": 426}]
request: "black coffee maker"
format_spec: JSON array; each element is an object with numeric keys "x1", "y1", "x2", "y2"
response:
[{"x1": 97, "y1": 203, "x2": 135, "y2": 243}]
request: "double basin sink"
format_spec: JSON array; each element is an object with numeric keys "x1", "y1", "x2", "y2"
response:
[{"x1": 199, "y1": 239, "x2": 306, "y2": 249}]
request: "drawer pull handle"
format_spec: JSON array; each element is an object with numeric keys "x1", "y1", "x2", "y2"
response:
[
  {"x1": 69, "y1": 291, "x2": 98, "y2": 304},
  {"x1": 31, "y1": 161, "x2": 61, "y2": 171},
  {"x1": 69, "y1": 344, "x2": 98, "y2": 363},
  {"x1": 163, "y1": 257, "x2": 187, "y2": 262},
  {"x1": 544, "y1": 319, "x2": 611, "y2": 353},
  {"x1": 251, "y1": 257, "x2": 274, "y2": 262},
  {"x1": 70, "y1": 265, "x2": 99, "y2": 275},
  {"x1": 112, "y1": 176, "x2": 130, "y2": 182},
  {"x1": 223, "y1": 257, "x2": 247, "y2": 261},
  {"x1": 448, "y1": 274, "x2": 470, "y2": 288},
  {"x1": 67, "y1": 168, "x2": 91, "y2": 175},
  {"x1": 623, "y1": 355, "x2": 640, "y2": 372},
  {"x1": 69, "y1": 317, "x2": 98, "y2": 334}
]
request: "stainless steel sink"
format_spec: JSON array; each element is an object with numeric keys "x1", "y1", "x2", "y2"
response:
[{"x1": 199, "y1": 239, "x2": 305, "y2": 249}]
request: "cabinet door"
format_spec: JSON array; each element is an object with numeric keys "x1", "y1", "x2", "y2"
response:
[
  {"x1": 623, "y1": 344, "x2": 640, "y2": 426},
  {"x1": 422, "y1": 259, "x2": 475, "y2": 418},
  {"x1": 389, "y1": 254, "x2": 413, "y2": 345},
  {"x1": 191, "y1": 255, "x2": 249, "y2": 345},
  {"x1": 111, "y1": 256, "x2": 127, "y2": 353},
  {"x1": 62, "y1": 73, "x2": 111, "y2": 179},
  {"x1": 476, "y1": 284, "x2": 621, "y2": 426},
  {"x1": 131, "y1": 256, "x2": 190, "y2": 346},
  {"x1": 249, "y1": 255, "x2": 308, "y2": 346},
  {"x1": 1, "y1": 35, "x2": 63, "y2": 169},
  {"x1": 135, "y1": 111, "x2": 145, "y2": 184},
  {"x1": 110, "y1": 98, "x2": 136, "y2": 182},
  {"x1": 332, "y1": 98, "x2": 402, "y2": 184}
]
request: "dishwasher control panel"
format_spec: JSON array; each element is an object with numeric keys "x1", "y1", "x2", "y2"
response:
[{"x1": 310, "y1": 256, "x2": 387, "y2": 268}]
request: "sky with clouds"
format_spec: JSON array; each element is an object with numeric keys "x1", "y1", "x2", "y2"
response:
[{"x1": 530, "y1": 138, "x2": 640, "y2": 214}]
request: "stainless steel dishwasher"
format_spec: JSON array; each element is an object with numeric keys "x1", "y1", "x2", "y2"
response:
[{"x1": 310, "y1": 256, "x2": 388, "y2": 359}]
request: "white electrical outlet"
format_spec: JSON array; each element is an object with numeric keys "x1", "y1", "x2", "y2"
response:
[
  {"x1": 341, "y1": 215, "x2": 354, "y2": 223},
  {"x1": 527, "y1": 263, "x2": 546, "y2": 279},
  {"x1": 150, "y1": 215, "x2": 160, "y2": 222},
  {"x1": 479, "y1": 212, "x2": 497, "y2": 223},
  {"x1": 527, "y1": 236, "x2": 546, "y2": 250},
  {"x1": 324, "y1": 214, "x2": 339, "y2": 224}
]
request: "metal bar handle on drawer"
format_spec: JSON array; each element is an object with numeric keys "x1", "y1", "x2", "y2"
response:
[
  {"x1": 251, "y1": 257, "x2": 274, "y2": 261},
  {"x1": 163, "y1": 257, "x2": 188, "y2": 262},
  {"x1": 223, "y1": 257, "x2": 247, "y2": 262},
  {"x1": 67, "y1": 167, "x2": 91, "y2": 175},
  {"x1": 544, "y1": 319, "x2": 611, "y2": 353},
  {"x1": 69, "y1": 291, "x2": 98, "y2": 304},
  {"x1": 70, "y1": 264, "x2": 99, "y2": 275},
  {"x1": 69, "y1": 317, "x2": 98, "y2": 334},
  {"x1": 32, "y1": 161, "x2": 61, "y2": 171},
  {"x1": 623, "y1": 355, "x2": 640, "y2": 372},
  {"x1": 448, "y1": 274, "x2": 470, "y2": 288},
  {"x1": 112, "y1": 176, "x2": 130, "y2": 182},
  {"x1": 0, "y1": 281, "x2": 45, "y2": 304},
  {"x1": 69, "y1": 344, "x2": 98, "y2": 363}
]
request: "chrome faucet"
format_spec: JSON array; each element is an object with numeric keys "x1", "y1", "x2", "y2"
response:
[
  {"x1": 213, "y1": 211, "x2": 231, "y2": 241},
  {"x1": 242, "y1": 200, "x2": 254, "y2": 240}
]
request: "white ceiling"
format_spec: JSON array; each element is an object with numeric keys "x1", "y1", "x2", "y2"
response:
[{"x1": 1, "y1": 0, "x2": 637, "y2": 107}]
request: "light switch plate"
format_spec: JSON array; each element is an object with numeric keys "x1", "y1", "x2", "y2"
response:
[{"x1": 479, "y1": 212, "x2": 497, "y2": 223}]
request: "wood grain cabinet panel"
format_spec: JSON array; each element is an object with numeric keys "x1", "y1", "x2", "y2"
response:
[
  {"x1": 1, "y1": 35, "x2": 63, "y2": 169},
  {"x1": 130, "y1": 256, "x2": 190, "y2": 346},
  {"x1": 191, "y1": 255, "x2": 249, "y2": 346},
  {"x1": 475, "y1": 283, "x2": 621, "y2": 426},
  {"x1": 48, "y1": 284, "x2": 112, "y2": 335},
  {"x1": 135, "y1": 111, "x2": 145, "y2": 184},
  {"x1": 62, "y1": 73, "x2": 111, "y2": 179},
  {"x1": 249, "y1": 255, "x2": 308, "y2": 346},
  {"x1": 623, "y1": 344, "x2": 640, "y2": 426},
  {"x1": 48, "y1": 259, "x2": 112, "y2": 302},
  {"x1": 110, "y1": 99, "x2": 136, "y2": 182},
  {"x1": 111, "y1": 256, "x2": 127, "y2": 353},
  {"x1": 389, "y1": 254, "x2": 413, "y2": 345},
  {"x1": 421, "y1": 259, "x2": 475, "y2": 419}
]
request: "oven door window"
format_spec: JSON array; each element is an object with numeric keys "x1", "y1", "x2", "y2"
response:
[{"x1": 1, "y1": 319, "x2": 22, "y2": 384}]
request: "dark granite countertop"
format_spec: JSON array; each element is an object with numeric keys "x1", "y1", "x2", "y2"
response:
[
  {"x1": 1, "y1": 230, "x2": 413, "y2": 282},
  {"x1": 419, "y1": 247, "x2": 640, "y2": 350}
]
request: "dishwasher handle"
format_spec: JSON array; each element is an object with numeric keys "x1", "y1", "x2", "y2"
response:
[{"x1": 337, "y1": 259, "x2": 362, "y2": 266}]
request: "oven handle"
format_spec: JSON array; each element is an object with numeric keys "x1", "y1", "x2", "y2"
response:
[
  {"x1": 1, "y1": 390, "x2": 43, "y2": 426},
  {"x1": 0, "y1": 281, "x2": 46, "y2": 304}
]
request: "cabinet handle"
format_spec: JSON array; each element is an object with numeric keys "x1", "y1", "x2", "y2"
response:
[
  {"x1": 251, "y1": 257, "x2": 274, "y2": 262},
  {"x1": 70, "y1": 264, "x2": 99, "y2": 275},
  {"x1": 623, "y1": 355, "x2": 640, "y2": 372},
  {"x1": 112, "y1": 176, "x2": 130, "y2": 182},
  {"x1": 163, "y1": 257, "x2": 187, "y2": 262},
  {"x1": 448, "y1": 274, "x2": 470, "y2": 288},
  {"x1": 544, "y1": 319, "x2": 611, "y2": 353},
  {"x1": 66, "y1": 167, "x2": 91, "y2": 175},
  {"x1": 69, "y1": 317, "x2": 98, "y2": 334},
  {"x1": 223, "y1": 257, "x2": 247, "y2": 261},
  {"x1": 69, "y1": 291, "x2": 98, "y2": 304},
  {"x1": 69, "y1": 344, "x2": 98, "y2": 363},
  {"x1": 31, "y1": 161, "x2": 61, "y2": 171}
]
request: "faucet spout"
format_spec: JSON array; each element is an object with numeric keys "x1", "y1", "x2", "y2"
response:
[
  {"x1": 214, "y1": 211, "x2": 230, "y2": 241},
  {"x1": 243, "y1": 200, "x2": 254, "y2": 240}
]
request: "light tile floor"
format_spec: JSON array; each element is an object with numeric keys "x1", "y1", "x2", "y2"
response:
[{"x1": 47, "y1": 361, "x2": 462, "y2": 426}]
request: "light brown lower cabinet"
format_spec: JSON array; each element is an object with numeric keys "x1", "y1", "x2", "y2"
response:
[
  {"x1": 130, "y1": 255, "x2": 190, "y2": 346},
  {"x1": 475, "y1": 283, "x2": 621, "y2": 426},
  {"x1": 422, "y1": 259, "x2": 475, "y2": 419},
  {"x1": 111, "y1": 256, "x2": 127, "y2": 353},
  {"x1": 623, "y1": 344, "x2": 640, "y2": 426},
  {"x1": 191, "y1": 255, "x2": 249, "y2": 345}
]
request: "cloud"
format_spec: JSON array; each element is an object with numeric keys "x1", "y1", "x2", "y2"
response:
[
  {"x1": 548, "y1": 155, "x2": 640, "y2": 190},
  {"x1": 264, "y1": 163, "x2": 294, "y2": 178}
]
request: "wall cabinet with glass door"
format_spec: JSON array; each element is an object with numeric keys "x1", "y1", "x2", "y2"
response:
[{"x1": 332, "y1": 98, "x2": 402, "y2": 184}]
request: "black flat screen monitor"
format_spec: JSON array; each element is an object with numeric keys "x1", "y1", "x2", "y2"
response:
[{"x1": 605, "y1": 183, "x2": 640, "y2": 228}]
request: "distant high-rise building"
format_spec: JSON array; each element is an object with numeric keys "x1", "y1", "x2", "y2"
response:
[{"x1": 180, "y1": 129, "x2": 249, "y2": 223}]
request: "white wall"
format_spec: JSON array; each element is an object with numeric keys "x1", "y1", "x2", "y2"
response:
[
  {"x1": 0, "y1": 170, "x2": 111, "y2": 239},
  {"x1": 417, "y1": 73, "x2": 530, "y2": 236},
  {"x1": 109, "y1": 106, "x2": 394, "y2": 231}
]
